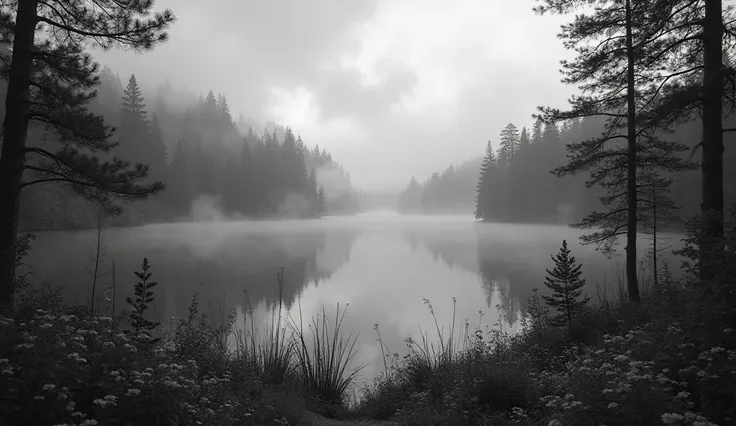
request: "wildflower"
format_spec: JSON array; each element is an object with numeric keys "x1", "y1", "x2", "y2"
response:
[
  {"x1": 162, "y1": 379, "x2": 181, "y2": 389},
  {"x1": 662, "y1": 413, "x2": 685, "y2": 424},
  {"x1": 33, "y1": 395, "x2": 45, "y2": 401},
  {"x1": 42, "y1": 384, "x2": 56, "y2": 391},
  {"x1": 14, "y1": 343, "x2": 35, "y2": 350}
]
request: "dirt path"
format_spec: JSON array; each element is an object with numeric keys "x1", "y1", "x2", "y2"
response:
[{"x1": 300, "y1": 412, "x2": 397, "y2": 426}]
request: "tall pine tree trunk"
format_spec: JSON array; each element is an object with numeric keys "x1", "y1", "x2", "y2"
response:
[
  {"x1": 652, "y1": 181, "x2": 658, "y2": 288},
  {"x1": 701, "y1": 0, "x2": 724, "y2": 284},
  {"x1": 625, "y1": 0, "x2": 641, "y2": 303},
  {"x1": 0, "y1": 0, "x2": 39, "y2": 308}
]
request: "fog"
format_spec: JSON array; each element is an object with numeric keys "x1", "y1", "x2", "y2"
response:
[{"x1": 92, "y1": 0, "x2": 573, "y2": 191}]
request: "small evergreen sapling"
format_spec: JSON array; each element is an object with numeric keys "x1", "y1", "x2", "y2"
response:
[
  {"x1": 543, "y1": 240, "x2": 590, "y2": 327},
  {"x1": 126, "y1": 258, "x2": 160, "y2": 341}
]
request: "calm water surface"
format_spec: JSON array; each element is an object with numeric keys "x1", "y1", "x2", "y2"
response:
[{"x1": 25, "y1": 212, "x2": 680, "y2": 386}]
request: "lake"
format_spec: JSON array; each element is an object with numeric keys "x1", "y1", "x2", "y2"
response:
[{"x1": 24, "y1": 212, "x2": 682, "y2": 389}]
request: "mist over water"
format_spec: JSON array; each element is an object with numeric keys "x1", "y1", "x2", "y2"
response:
[{"x1": 24, "y1": 213, "x2": 682, "y2": 386}]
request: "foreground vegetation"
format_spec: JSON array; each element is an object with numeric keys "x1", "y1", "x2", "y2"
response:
[{"x1": 0, "y1": 251, "x2": 370, "y2": 425}]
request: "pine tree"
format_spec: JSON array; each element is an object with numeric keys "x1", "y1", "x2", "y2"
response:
[
  {"x1": 497, "y1": 123, "x2": 520, "y2": 165},
  {"x1": 125, "y1": 258, "x2": 161, "y2": 341},
  {"x1": 119, "y1": 74, "x2": 168, "y2": 180},
  {"x1": 635, "y1": 1, "x2": 736, "y2": 284},
  {"x1": 518, "y1": 127, "x2": 531, "y2": 152},
  {"x1": 167, "y1": 141, "x2": 193, "y2": 212},
  {"x1": 308, "y1": 168, "x2": 319, "y2": 216},
  {"x1": 0, "y1": 1, "x2": 175, "y2": 306},
  {"x1": 475, "y1": 141, "x2": 498, "y2": 221},
  {"x1": 317, "y1": 186, "x2": 327, "y2": 217},
  {"x1": 399, "y1": 177, "x2": 422, "y2": 213},
  {"x1": 531, "y1": 118, "x2": 543, "y2": 145},
  {"x1": 536, "y1": 0, "x2": 693, "y2": 303},
  {"x1": 148, "y1": 113, "x2": 168, "y2": 181},
  {"x1": 239, "y1": 138, "x2": 255, "y2": 214},
  {"x1": 639, "y1": 172, "x2": 681, "y2": 287},
  {"x1": 542, "y1": 240, "x2": 590, "y2": 327},
  {"x1": 507, "y1": 126, "x2": 532, "y2": 220}
]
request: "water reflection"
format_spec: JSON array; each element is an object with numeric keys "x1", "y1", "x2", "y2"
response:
[
  {"x1": 26, "y1": 220, "x2": 360, "y2": 325},
  {"x1": 25, "y1": 215, "x2": 683, "y2": 387}
]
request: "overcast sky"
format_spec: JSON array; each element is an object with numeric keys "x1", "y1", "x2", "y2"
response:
[{"x1": 95, "y1": 0, "x2": 574, "y2": 192}]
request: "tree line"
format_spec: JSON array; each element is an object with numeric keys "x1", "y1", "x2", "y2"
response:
[{"x1": 16, "y1": 69, "x2": 361, "y2": 230}]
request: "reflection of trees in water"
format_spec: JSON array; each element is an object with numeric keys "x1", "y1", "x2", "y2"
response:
[
  {"x1": 400, "y1": 229, "x2": 478, "y2": 272},
  {"x1": 27, "y1": 225, "x2": 360, "y2": 326},
  {"x1": 402, "y1": 229, "x2": 421, "y2": 254},
  {"x1": 401, "y1": 223, "x2": 624, "y2": 328}
]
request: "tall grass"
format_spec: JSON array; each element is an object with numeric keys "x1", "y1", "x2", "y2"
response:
[
  {"x1": 233, "y1": 268, "x2": 294, "y2": 384},
  {"x1": 291, "y1": 302, "x2": 365, "y2": 405},
  {"x1": 232, "y1": 269, "x2": 364, "y2": 405},
  {"x1": 404, "y1": 297, "x2": 474, "y2": 387}
]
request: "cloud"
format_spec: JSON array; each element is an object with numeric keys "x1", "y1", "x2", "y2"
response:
[
  {"x1": 313, "y1": 61, "x2": 418, "y2": 121},
  {"x1": 92, "y1": 0, "x2": 576, "y2": 191}
]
